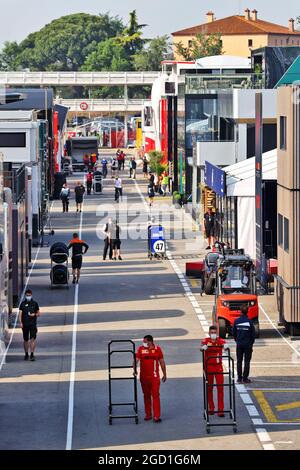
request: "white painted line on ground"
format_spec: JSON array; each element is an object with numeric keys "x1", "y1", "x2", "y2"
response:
[
  {"x1": 235, "y1": 384, "x2": 247, "y2": 393},
  {"x1": 191, "y1": 301, "x2": 199, "y2": 308},
  {"x1": 252, "y1": 419, "x2": 264, "y2": 426},
  {"x1": 195, "y1": 308, "x2": 203, "y2": 314},
  {"x1": 256, "y1": 429, "x2": 273, "y2": 443},
  {"x1": 240, "y1": 394, "x2": 254, "y2": 405},
  {"x1": 66, "y1": 197, "x2": 84, "y2": 451},
  {"x1": 197, "y1": 315, "x2": 207, "y2": 322},
  {"x1": 246, "y1": 405, "x2": 260, "y2": 417},
  {"x1": 263, "y1": 444, "x2": 276, "y2": 451}
]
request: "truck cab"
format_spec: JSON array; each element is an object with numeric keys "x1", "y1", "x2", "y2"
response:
[{"x1": 212, "y1": 251, "x2": 259, "y2": 338}]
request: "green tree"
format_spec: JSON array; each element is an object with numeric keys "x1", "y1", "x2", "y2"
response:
[
  {"x1": 0, "y1": 13, "x2": 124, "y2": 71},
  {"x1": 134, "y1": 36, "x2": 171, "y2": 71},
  {"x1": 175, "y1": 33, "x2": 223, "y2": 61},
  {"x1": 116, "y1": 10, "x2": 147, "y2": 58},
  {"x1": 82, "y1": 38, "x2": 131, "y2": 72}
]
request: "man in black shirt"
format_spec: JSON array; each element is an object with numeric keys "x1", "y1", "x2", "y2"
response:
[
  {"x1": 74, "y1": 182, "x2": 85, "y2": 213},
  {"x1": 18, "y1": 289, "x2": 40, "y2": 361},
  {"x1": 203, "y1": 208, "x2": 216, "y2": 250},
  {"x1": 68, "y1": 233, "x2": 89, "y2": 284}
]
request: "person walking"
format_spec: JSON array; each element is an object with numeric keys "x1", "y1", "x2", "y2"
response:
[
  {"x1": 214, "y1": 208, "x2": 222, "y2": 241},
  {"x1": 128, "y1": 158, "x2": 133, "y2": 178},
  {"x1": 112, "y1": 221, "x2": 122, "y2": 261},
  {"x1": 68, "y1": 233, "x2": 89, "y2": 284},
  {"x1": 101, "y1": 158, "x2": 108, "y2": 178},
  {"x1": 86, "y1": 171, "x2": 93, "y2": 195},
  {"x1": 116, "y1": 149, "x2": 122, "y2": 171},
  {"x1": 203, "y1": 207, "x2": 216, "y2": 250},
  {"x1": 131, "y1": 157, "x2": 137, "y2": 179},
  {"x1": 201, "y1": 326, "x2": 229, "y2": 417},
  {"x1": 148, "y1": 181, "x2": 155, "y2": 207},
  {"x1": 60, "y1": 183, "x2": 70, "y2": 213},
  {"x1": 142, "y1": 156, "x2": 148, "y2": 178},
  {"x1": 111, "y1": 157, "x2": 118, "y2": 178},
  {"x1": 114, "y1": 176, "x2": 123, "y2": 202},
  {"x1": 233, "y1": 304, "x2": 256, "y2": 384},
  {"x1": 161, "y1": 172, "x2": 169, "y2": 196},
  {"x1": 134, "y1": 335, "x2": 167, "y2": 423},
  {"x1": 19, "y1": 289, "x2": 40, "y2": 361},
  {"x1": 74, "y1": 182, "x2": 85, "y2": 213},
  {"x1": 120, "y1": 150, "x2": 126, "y2": 170},
  {"x1": 102, "y1": 217, "x2": 114, "y2": 260}
]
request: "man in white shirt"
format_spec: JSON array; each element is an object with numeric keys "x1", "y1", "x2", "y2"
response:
[{"x1": 115, "y1": 177, "x2": 123, "y2": 201}]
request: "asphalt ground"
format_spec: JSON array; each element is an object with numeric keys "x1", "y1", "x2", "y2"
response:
[{"x1": 0, "y1": 164, "x2": 299, "y2": 450}]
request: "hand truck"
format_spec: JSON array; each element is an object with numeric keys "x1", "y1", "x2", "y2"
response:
[
  {"x1": 202, "y1": 346, "x2": 237, "y2": 434},
  {"x1": 108, "y1": 340, "x2": 138, "y2": 425}
]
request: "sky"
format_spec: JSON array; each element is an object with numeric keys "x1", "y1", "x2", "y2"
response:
[{"x1": 0, "y1": 0, "x2": 300, "y2": 47}]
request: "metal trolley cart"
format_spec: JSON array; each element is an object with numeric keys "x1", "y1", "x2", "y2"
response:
[
  {"x1": 93, "y1": 170, "x2": 103, "y2": 194},
  {"x1": 50, "y1": 242, "x2": 70, "y2": 289},
  {"x1": 202, "y1": 347, "x2": 237, "y2": 434},
  {"x1": 108, "y1": 340, "x2": 138, "y2": 425},
  {"x1": 148, "y1": 224, "x2": 167, "y2": 260}
]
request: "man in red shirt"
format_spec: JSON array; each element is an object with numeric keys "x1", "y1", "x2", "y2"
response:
[
  {"x1": 134, "y1": 335, "x2": 167, "y2": 422},
  {"x1": 201, "y1": 326, "x2": 228, "y2": 417}
]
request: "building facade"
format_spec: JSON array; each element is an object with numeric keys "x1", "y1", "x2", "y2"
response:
[
  {"x1": 276, "y1": 86, "x2": 300, "y2": 335},
  {"x1": 172, "y1": 10, "x2": 300, "y2": 60}
]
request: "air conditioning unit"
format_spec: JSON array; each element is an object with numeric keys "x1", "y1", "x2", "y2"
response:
[{"x1": 164, "y1": 81, "x2": 176, "y2": 96}]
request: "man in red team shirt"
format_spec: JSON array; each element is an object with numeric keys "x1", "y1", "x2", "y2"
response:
[
  {"x1": 201, "y1": 326, "x2": 229, "y2": 417},
  {"x1": 134, "y1": 335, "x2": 167, "y2": 423}
]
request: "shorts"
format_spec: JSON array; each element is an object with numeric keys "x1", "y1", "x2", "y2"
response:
[
  {"x1": 112, "y1": 239, "x2": 121, "y2": 250},
  {"x1": 22, "y1": 326, "x2": 37, "y2": 341},
  {"x1": 75, "y1": 198, "x2": 83, "y2": 204},
  {"x1": 72, "y1": 255, "x2": 83, "y2": 270},
  {"x1": 205, "y1": 225, "x2": 215, "y2": 238}
]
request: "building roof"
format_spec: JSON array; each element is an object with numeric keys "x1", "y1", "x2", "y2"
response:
[
  {"x1": 196, "y1": 55, "x2": 251, "y2": 69},
  {"x1": 225, "y1": 149, "x2": 277, "y2": 197},
  {"x1": 172, "y1": 15, "x2": 300, "y2": 37}
]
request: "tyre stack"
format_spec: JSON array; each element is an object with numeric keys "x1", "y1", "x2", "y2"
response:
[{"x1": 50, "y1": 242, "x2": 69, "y2": 287}]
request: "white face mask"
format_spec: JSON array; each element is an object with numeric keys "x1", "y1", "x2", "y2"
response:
[
  {"x1": 210, "y1": 334, "x2": 217, "y2": 341},
  {"x1": 25, "y1": 296, "x2": 32, "y2": 302},
  {"x1": 143, "y1": 342, "x2": 149, "y2": 348}
]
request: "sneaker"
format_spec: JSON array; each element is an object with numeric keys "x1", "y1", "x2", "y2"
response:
[
  {"x1": 24, "y1": 353, "x2": 29, "y2": 361},
  {"x1": 218, "y1": 413, "x2": 225, "y2": 418},
  {"x1": 243, "y1": 378, "x2": 252, "y2": 384},
  {"x1": 118, "y1": 256, "x2": 122, "y2": 261},
  {"x1": 206, "y1": 246, "x2": 211, "y2": 250},
  {"x1": 72, "y1": 278, "x2": 76, "y2": 284},
  {"x1": 237, "y1": 379, "x2": 243, "y2": 384},
  {"x1": 154, "y1": 418, "x2": 162, "y2": 423},
  {"x1": 30, "y1": 354, "x2": 35, "y2": 362},
  {"x1": 208, "y1": 410, "x2": 215, "y2": 416},
  {"x1": 113, "y1": 257, "x2": 117, "y2": 261},
  {"x1": 144, "y1": 416, "x2": 152, "y2": 421}
]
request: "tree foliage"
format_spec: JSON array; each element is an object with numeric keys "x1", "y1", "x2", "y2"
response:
[
  {"x1": 0, "y1": 13, "x2": 124, "y2": 71},
  {"x1": 134, "y1": 36, "x2": 171, "y2": 71},
  {"x1": 175, "y1": 33, "x2": 223, "y2": 61}
]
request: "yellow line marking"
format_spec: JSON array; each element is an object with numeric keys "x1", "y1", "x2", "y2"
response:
[
  {"x1": 253, "y1": 390, "x2": 300, "y2": 423},
  {"x1": 190, "y1": 279, "x2": 198, "y2": 288},
  {"x1": 276, "y1": 401, "x2": 300, "y2": 412},
  {"x1": 253, "y1": 390, "x2": 278, "y2": 423}
]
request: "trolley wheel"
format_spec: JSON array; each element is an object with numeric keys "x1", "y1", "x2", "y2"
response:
[
  {"x1": 254, "y1": 322, "x2": 260, "y2": 339},
  {"x1": 233, "y1": 425, "x2": 238, "y2": 433},
  {"x1": 206, "y1": 425, "x2": 211, "y2": 434},
  {"x1": 109, "y1": 417, "x2": 112, "y2": 425},
  {"x1": 135, "y1": 417, "x2": 139, "y2": 425},
  {"x1": 218, "y1": 318, "x2": 227, "y2": 339}
]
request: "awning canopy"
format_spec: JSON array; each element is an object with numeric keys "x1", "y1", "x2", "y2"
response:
[{"x1": 225, "y1": 149, "x2": 277, "y2": 197}]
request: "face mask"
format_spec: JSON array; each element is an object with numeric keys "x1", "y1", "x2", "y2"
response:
[
  {"x1": 210, "y1": 334, "x2": 217, "y2": 341},
  {"x1": 26, "y1": 296, "x2": 32, "y2": 302},
  {"x1": 143, "y1": 342, "x2": 149, "y2": 348}
]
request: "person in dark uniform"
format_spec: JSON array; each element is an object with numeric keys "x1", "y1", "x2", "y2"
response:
[
  {"x1": 18, "y1": 289, "x2": 40, "y2": 361},
  {"x1": 74, "y1": 182, "x2": 85, "y2": 213},
  {"x1": 233, "y1": 304, "x2": 256, "y2": 384},
  {"x1": 68, "y1": 233, "x2": 89, "y2": 284},
  {"x1": 203, "y1": 208, "x2": 216, "y2": 250},
  {"x1": 112, "y1": 221, "x2": 122, "y2": 261}
]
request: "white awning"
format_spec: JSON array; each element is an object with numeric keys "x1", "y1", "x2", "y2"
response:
[{"x1": 225, "y1": 149, "x2": 277, "y2": 197}]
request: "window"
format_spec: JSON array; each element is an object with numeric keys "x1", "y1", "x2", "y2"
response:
[
  {"x1": 284, "y1": 218, "x2": 289, "y2": 252},
  {"x1": 248, "y1": 39, "x2": 253, "y2": 47},
  {"x1": 278, "y1": 214, "x2": 283, "y2": 247},
  {"x1": 0, "y1": 132, "x2": 26, "y2": 148},
  {"x1": 280, "y1": 116, "x2": 287, "y2": 150}
]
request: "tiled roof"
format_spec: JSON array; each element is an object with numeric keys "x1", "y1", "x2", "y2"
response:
[{"x1": 172, "y1": 15, "x2": 300, "y2": 36}]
